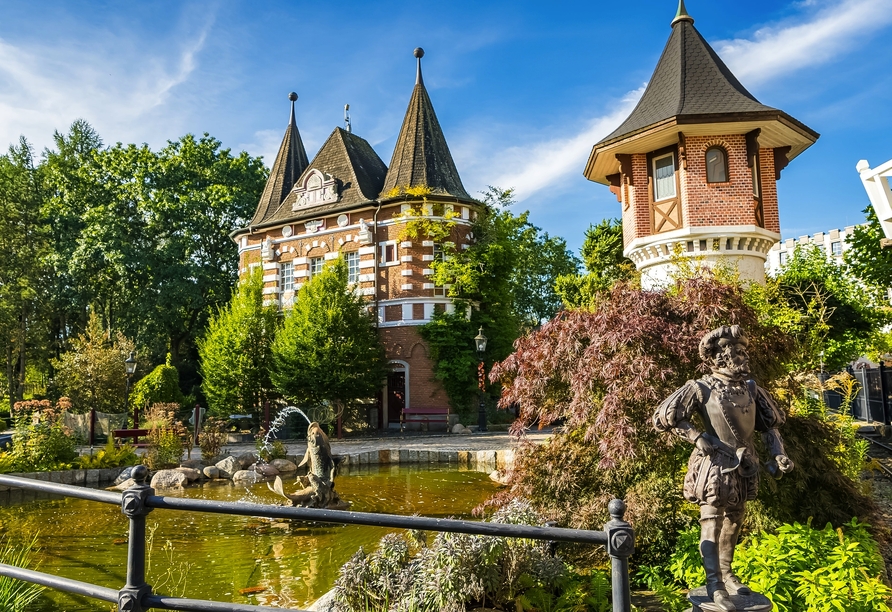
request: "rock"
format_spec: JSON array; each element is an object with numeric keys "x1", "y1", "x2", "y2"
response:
[
  {"x1": 151, "y1": 469, "x2": 188, "y2": 490},
  {"x1": 451, "y1": 423, "x2": 466, "y2": 434},
  {"x1": 458, "y1": 426, "x2": 472, "y2": 435},
  {"x1": 236, "y1": 452, "x2": 258, "y2": 469},
  {"x1": 254, "y1": 463, "x2": 279, "y2": 477},
  {"x1": 232, "y1": 470, "x2": 259, "y2": 484},
  {"x1": 203, "y1": 466, "x2": 220, "y2": 479},
  {"x1": 271, "y1": 459, "x2": 297, "y2": 473},
  {"x1": 489, "y1": 470, "x2": 511, "y2": 486},
  {"x1": 107, "y1": 478, "x2": 137, "y2": 491},
  {"x1": 308, "y1": 588, "x2": 340, "y2": 611},
  {"x1": 215, "y1": 456, "x2": 240, "y2": 479},
  {"x1": 114, "y1": 466, "x2": 137, "y2": 485},
  {"x1": 175, "y1": 467, "x2": 201, "y2": 482},
  {"x1": 180, "y1": 459, "x2": 203, "y2": 469}
]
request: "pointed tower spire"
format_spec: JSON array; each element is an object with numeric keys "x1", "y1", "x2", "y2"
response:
[
  {"x1": 415, "y1": 47, "x2": 424, "y2": 85},
  {"x1": 250, "y1": 92, "x2": 310, "y2": 225},
  {"x1": 380, "y1": 48, "x2": 471, "y2": 200},
  {"x1": 672, "y1": 0, "x2": 694, "y2": 26}
]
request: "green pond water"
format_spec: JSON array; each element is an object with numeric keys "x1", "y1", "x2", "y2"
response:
[{"x1": 0, "y1": 464, "x2": 499, "y2": 610}]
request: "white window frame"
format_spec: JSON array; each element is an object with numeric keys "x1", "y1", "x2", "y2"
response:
[
  {"x1": 344, "y1": 251, "x2": 360, "y2": 284},
  {"x1": 379, "y1": 240, "x2": 398, "y2": 265},
  {"x1": 280, "y1": 261, "x2": 294, "y2": 292},
  {"x1": 831, "y1": 241, "x2": 842, "y2": 256},
  {"x1": 309, "y1": 256, "x2": 324, "y2": 277},
  {"x1": 652, "y1": 152, "x2": 676, "y2": 202}
]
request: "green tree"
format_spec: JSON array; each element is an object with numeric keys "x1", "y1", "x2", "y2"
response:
[
  {"x1": 198, "y1": 268, "x2": 278, "y2": 418},
  {"x1": 130, "y1": 353, "x2": 185, "y2": 412},
  {"x1": 556, "y1": 218, "x2": 635, "y2": 309},
  {"x1": 0, "y1": 137, "x2": 50, "y2": 409},
  {"x1": 50, "y1": 311, "x2": 135, "y2": 413},
  {"x1": 845, "y1": 206, "x2": 892, "y2": 289},
  {"x1": 421, "y1": 187, "x2": 578, "y2": 412},
  {"x1": 774, "y1": 245, "x2": 886, "y2": 371},
  {"x1": 270, "y1": 259, "x2": 387, "y2": 420}
]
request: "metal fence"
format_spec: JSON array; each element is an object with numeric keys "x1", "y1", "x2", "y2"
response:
[
  {"x1": 0, "y1": 466, "x2": 635, "y2": 612},
  {"x1": 824, "y1": 366, "x2": 892, "y2": 424}
]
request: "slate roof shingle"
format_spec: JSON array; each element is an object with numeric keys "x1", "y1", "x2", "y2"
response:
[
  {"x1": 250, "y1": 101, "x2": 309, "y2": 226},
  {"x1": 380, "y1": 58, "x2": 471, "y2": 201},
  {"x1": 598, "y1": 18, "x2": 777, "y2": 146}
]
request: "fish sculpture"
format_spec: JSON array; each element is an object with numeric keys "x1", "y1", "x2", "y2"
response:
[{"x1": 268, "y1": 421, "x2": 349, "y2": 510}]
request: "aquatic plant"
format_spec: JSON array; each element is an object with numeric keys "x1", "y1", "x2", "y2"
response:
[{"x1": 0, "y1": 534, "x2": 44, "y2": 611}]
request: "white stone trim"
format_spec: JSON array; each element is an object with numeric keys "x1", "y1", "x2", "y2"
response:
[
  {"x1": 293, "y1": 256, "x2": 308, "y2": 265},
  {"x1": 358, "y1": 259, "x2": 375, "y2": 269},
  {"x1": 262, "y1": 262, "x2": 277, "y2": 271},
  {"x1": 400, "y1": 241, "x2": 412, "y2": 248},
  {"x1": 262, "y1": 287, "x2": 278, "y2": 295},
  {"x1": 400, "y1": 255, "x2": 413, "y2": 262},
  {"x1": 423, "y1": 303, "x2": 435, "y2": 319},
  {"x1": 422, "y1": 240, "x2": 434, "y2": 247},
  {"x1": 402, "y1": 303, "x2": 413, "y2": 320},
  {"x1": 358, "y1": 273, "x2": 375, "y2": 282},
  {"x1": 422, "y1": 268, "x2": 433, "y2": 276},
  {"x1": 401, "y1": 283, "x2": 413, "y2": 290},
  {"x1": 360, "y1": 287, "x2": 375, "y2": 296},
  {"x1": 400, "y1": 269, "x2": 413, "y2": 276},
  {"x1": 422, "y1": 254, "x2": 434, "y2": 261},
  {"x1": 294, "y1": 269, "x2": 309, "y2": 278},
  {"x1": 324, "y1": 252, "x2": 339, "y2": 260},
  {"x1": 423, "y1": 283, "x2": 435, "y2": 289},
  {"x1": 358, "y1": 246, "x2": 376, "y2": 255}
]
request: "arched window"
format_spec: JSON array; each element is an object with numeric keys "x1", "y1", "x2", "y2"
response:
[{"x1": 705, "y1": 146, "x2": 728, "y2": 183}]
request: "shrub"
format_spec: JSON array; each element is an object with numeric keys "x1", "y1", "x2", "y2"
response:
[
  {"x1": 334, "y1": 499, "x2": 609, "y2": 612},
  {"x1": 130, "y1": 354, "x2": 184, "y2": 413},
  {"x1": 142, "y1": 404, "x2": 187, "y2": 470},
  {"x1": 0, "y1": 534, "x2": 44, "y2": 611},
  {"x1": 198, "y1": 417, "x2": 228, "y2": 462},
  {"x1": 78, "y1": 439, "x2": 140, "y2": 469},
  {"x1": 6, "y1": 398, "x2": 77, "y2": 472},
  {"x1": 734, "y1": 519, "x2": 890, "y2": 612}
]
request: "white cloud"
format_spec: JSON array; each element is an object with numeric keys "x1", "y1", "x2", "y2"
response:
[
  {"x1": 716, "y1": 0, "x2": 892, "y2": 85},
  {"x1": 0, "y1": 17, "x2": 213, "y2": 153}
]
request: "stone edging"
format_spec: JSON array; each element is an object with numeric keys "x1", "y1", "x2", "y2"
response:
[
  {"x1": 0, "y1": 467, "x2": 123, "y2": 491},
  {"x1": 336, "y1": 448, "x2": 514, "y2": 470}
]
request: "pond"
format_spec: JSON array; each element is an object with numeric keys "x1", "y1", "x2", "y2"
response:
[{"x1": 0, "y1": 464, "x2": 499, "y2": 610}]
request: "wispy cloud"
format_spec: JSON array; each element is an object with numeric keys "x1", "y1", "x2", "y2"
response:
[
  {"x1": 463, "y1": 0, "x2": 892, "y2": 203},
  {"x1": 0, "y1": 13, "x2": 214, "y2": 152},
  {"x1": 716, "y1": 0, "x2": 892, "y2": 85}
]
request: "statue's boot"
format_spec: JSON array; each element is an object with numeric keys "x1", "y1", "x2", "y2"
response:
[
  {"x1": 719, "y1": 508, "x2": 751, "y2": 596},
  {"x1": 701, "y1": 514, "x2": 736, "y2": 612}
]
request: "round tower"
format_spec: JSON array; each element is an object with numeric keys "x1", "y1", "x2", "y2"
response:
[{"x1": 584, "y1": 1, "x2": 819, "y2": 288}]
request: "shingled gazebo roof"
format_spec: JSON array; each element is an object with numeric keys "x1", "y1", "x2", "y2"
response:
[
  {"x1": 250, "y1": 94, "x2": 309, "y2": 226},
  {"x1": 380, "y1": 48, "x2": 471, "y2": 201}
]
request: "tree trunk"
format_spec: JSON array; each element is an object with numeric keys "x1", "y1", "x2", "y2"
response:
[
  {"x1": 15, "y1": 304, "x2": 26, "y2": 402},
  {"x1": 6, "y1": 345, "x2": 15, "y2": 411}
]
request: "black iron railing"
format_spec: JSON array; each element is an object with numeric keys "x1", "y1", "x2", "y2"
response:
[{"x1": 0, "y1": 466, "x2": 635, "y2": 611}]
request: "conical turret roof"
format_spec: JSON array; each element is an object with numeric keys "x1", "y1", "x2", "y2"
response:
[
  {"x1": 380, "y1": 48, "x2": 471, "y2": 200},
  {"x1": 598, "y1": 17, "x2": 776, "y2": 147},
  {"x1": 250, "y1": 93, "x2": 310, "y2": 225}
]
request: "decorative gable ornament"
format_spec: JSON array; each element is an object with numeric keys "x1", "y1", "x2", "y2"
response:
[
  {"x1": 357, "y1": 218, "x2": 374, "y2": 244},
  {"x1": 304, "y1": 219, "x2": 325, "y2": 233},
  {"x1": 292, "y1": 169, "x2": 339, "y2": 210},
  {"x1": 261, "y1": 237, "x2": 274, "y2": 262}
]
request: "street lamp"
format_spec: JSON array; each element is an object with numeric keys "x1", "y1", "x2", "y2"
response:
[
  {"x1": 474, "y1": 327, "x2": 488, "y2": 432},
  {"x1": 124, "y1": 352, "x2": 137, "y2": 425}
]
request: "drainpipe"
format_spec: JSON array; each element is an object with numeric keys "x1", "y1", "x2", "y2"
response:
[{"x1": 373, "y1": 201, "x2": 382, "y2": 328}]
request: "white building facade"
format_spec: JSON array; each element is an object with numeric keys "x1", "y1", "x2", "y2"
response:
[{"x1": 765, "y1": 226, "x2": 858, "y2": 276}]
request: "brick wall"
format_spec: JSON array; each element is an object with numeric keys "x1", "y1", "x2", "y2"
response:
[{"x1": 379, "y1": 326, "x2": 451, "y2": 408}]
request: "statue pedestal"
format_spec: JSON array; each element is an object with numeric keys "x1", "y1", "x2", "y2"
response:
[{"x1": 686, "y1": 587, "x2": 772, "y2": 612}]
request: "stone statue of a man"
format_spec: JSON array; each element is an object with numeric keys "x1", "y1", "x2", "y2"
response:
[{"x1": 653, "y1": 325, "x2": 793, "y2": 612}]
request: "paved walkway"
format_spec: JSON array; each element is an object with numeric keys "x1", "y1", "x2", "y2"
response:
[{"x1": 221, "y1": 428, "x2": 553, "y2": 457}]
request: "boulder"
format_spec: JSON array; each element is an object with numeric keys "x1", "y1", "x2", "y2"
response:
[
  {"x1": 114, "y1": 466, "x2": 137, "y2": 485},
  {"x1": 308, "y1": 589, "x2": 340, "y2": 612},
  {"x1": 203, "y1": 465, "x2": 220, "y2": 479},
  {"x1": 151, "y1": 469, "x2": 188, "y2": 490},
  {"x1": 107, "y1": 478, "x2": 136, "y2": 491},
  {"x1": 215, "y1": 456, "x2": 240, "y2": 479},
  {"x1": 175, "y1": 467, "x2": 201, "y2": 482},
  {"x1": 180, "y1": 459, "x2": 203, "y2": 469},
  {"x1": 451, "y1": 423, "x2": 466, "y2": 434},
  {"x1": 271, "y1": 459, "x2": 297, "y2": 473},
  {"x1": 232, "y1": 470, "x2": 259, "y2": 484},
  {"x1": 236, "y1": 452, "x2": 258, "y2": 469},
  {"x1": 254, "y1": 464, "x2": 280, "y2": 477}
]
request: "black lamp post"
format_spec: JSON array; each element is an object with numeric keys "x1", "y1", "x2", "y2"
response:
[
  {"x1": 124, "y1": 351, "x2": 137, "y2": 425},
  {"x1": 474, "y1": 326, "x2": 488, "y2": 432}
]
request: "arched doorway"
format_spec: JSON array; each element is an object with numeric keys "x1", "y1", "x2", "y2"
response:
[{"x1": 385, "y1": 360, "x2": 409, "y2": 429}]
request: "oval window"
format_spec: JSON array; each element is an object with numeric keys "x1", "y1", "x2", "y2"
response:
[{"x1": 705, "y1": 147, "x2": 728, "y2": 183}]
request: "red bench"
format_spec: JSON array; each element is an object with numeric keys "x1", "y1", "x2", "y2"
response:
[
  {"x1": 400, "y1": 407, "x2": 450, "y2": 432},
  {"x1": 113, "y1": 428, "x2": 150, "y2": 447}
]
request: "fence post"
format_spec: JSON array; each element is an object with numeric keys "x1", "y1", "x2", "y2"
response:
[
  {"x1": 89, "y1": 409, "x2": 96, "y2": 447},
  {"x1": 879, "y1": 363, "x2": 889, "y2": 426},
  {"x1": 118, "y1": 465, "x2": 154, "y2": 612},
  {"x1": 604, "y1": 499, "x2": 634, "y2": 612}
]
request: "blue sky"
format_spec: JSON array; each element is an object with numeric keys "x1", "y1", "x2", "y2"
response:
[{"x1": 1, "y1": 0, "x2": 891, "y2": 254}]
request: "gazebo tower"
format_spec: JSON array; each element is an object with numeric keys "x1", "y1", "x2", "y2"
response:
[{"x1": 584, "y1": 1, "x2": 819, "y2": 287}]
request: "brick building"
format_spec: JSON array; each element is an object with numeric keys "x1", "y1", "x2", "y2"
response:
[
  {"x1": 231, "y1": 49, "x2": 479, "y2": 428},
  {"x1": 584, "y1": 1, "x2": 820, "y2": 288}
]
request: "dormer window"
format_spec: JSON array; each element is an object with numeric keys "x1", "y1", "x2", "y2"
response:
[
  {"x1": 653, "y1": 153, "x2": 676, "y2": 201},
  {"x1": 705, "y1": 146, "x2": 728, "y2": 183}
]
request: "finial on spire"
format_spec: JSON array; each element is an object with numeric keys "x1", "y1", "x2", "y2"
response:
[
  {"x1": 344, "y1": 103, "x2": 351, "y2": 133},
  {"x1": 288, "y1": 92, "x2": 298, "y2": 125},
  {"x1": 671, "y1": 0, "x2": 694, "y2": 26},
  {"x1": 414, "y1": 47, "x2": 425, "y2": 86}
]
